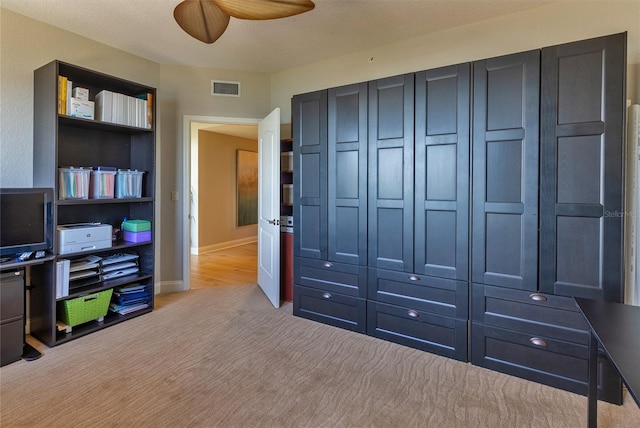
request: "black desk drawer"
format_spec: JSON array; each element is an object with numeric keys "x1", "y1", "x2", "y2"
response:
[
  {"x1": 0, "y1": 319, "x2": 23, "y2": 367},
  {"x1": 1, "y1": 270, "x2": 24, "y2": 321},
  {"x1": 293, "y1": 285, "x2": 366, "y2": 333},
  {"x1": 367, "y1": 300, "x2": 467, "y2": 361},
  {"x1": 295, "y1": 257, "x2": 366, "y2": 298},
  {"x1": 472, "y1": 284, "x2": 589, "y2": 344},
  {"x1": 369, "y1": 268, "x2": 467, "y2": 318}
]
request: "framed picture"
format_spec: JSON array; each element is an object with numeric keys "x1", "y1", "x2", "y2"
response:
[{"x1": 236, "y1": 150, "x2": 258, "y2": 226}]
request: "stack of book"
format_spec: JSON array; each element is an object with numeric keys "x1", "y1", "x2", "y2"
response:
[
  {"x1": 109, "y1": 284, "x2": 150, "y2": 315},
  {"x1": 95, "y1": 90, "x2": 152, "y2": 128},
  {"x1": 58, "y1": 75, "x2": 94, "y2": 119}
]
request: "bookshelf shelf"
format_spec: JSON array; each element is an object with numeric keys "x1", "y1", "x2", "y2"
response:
[
  {"x1": 58, "y1": 115, "x2": 153, "y2": 134},
  {"x1": 280, "y1": 138, "x2": 293, "y2": 302},
  {"x1": 54, "y1": 307, "x2": 152, "y2": 344}
]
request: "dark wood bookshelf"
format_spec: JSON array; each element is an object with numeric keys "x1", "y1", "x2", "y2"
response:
[{"x1": 29, "y1": 60, "x2": 156, "y2": 347}]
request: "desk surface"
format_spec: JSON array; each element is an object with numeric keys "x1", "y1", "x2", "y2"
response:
[
  {"x1": 0, "y1": 254, "x2": 55, "y2": 271},
  {"x1": 575, "y1": 297, "x2": 640, "y2": 408}
]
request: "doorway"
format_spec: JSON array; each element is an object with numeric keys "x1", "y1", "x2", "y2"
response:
[
  {"x1": 190, "y1": 241, "x2": 257, "y2": 289},
  {"x1": 182, "y1": 116, "x2": 260, "y2": 291}
]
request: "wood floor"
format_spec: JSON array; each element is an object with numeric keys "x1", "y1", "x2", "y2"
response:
[{"x1": 189, "y1": 242, "x2": 257, "y2": 289}]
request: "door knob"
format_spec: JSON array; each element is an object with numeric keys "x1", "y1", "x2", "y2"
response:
[{"x1": 267, "y1": 219, "x2": 280, "y2": 225}]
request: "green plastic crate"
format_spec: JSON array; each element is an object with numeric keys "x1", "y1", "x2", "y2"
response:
[{"x1": 58, "y1": 289, "x2": 113, "y2": 327}]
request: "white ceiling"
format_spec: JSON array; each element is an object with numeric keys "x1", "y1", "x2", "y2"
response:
[
  {"x1": 2, "y1": 0, "x2": 555, "y2": 73},
  {"x1": 196, "y1": 122, "x2": 259, "y2": 140}
]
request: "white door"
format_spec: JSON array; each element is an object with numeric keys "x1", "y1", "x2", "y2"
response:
[{"x1": 257, "y1": 108, "x2": 281, "y2": 308}]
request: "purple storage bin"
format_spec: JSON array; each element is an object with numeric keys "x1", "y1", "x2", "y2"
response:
[{"x1": 122, "y1": 230, "x2": 151, "y2": 243}]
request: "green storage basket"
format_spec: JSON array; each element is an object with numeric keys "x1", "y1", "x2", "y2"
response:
[{"x1": 58, "y1": 289, "x2": 113, "y2": 327}]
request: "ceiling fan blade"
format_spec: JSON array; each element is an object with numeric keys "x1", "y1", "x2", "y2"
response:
[
  {"x1": 174, "y1": 0, "x2": 230, "y2": 44},
  {"x1": 213, "y1": 0, "x2": 315, "y2": 20}
]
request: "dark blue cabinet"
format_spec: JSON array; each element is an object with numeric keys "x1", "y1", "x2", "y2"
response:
[
  {"x1": 414, "y1": 63, "x2": 470, "y2": 281},
  {"x1": 367, "y1": 74, "x2": 415, "y2": 272},
  {"x1": 539, "y1": 33, "x2": 626, "y2": 302},
  {"x1": 471, "y1": 35, "x2": 625, "y2": 405},
  {"x1": 328, "y1": 83, "x2": 368, "y2": 266},
  {"x1": 292, "y1": 33, "x2": 626, "y2": 404},
  {"x1": 292, "y1": 90, "x2": 327, "y2": 261},
  {"x1": 472, "y1": 50, "x2": 540, "y2": 291},
  {"x1": 367, "y1": 66, "x2": 470, "y2": 360},
  {"x1": 293, "y1": 83, "x2": 368, "y2": 330}
]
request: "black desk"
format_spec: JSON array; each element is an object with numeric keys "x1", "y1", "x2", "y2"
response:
[{"x1": 574, "y1": 297, "x2": 640, "y2": 427}]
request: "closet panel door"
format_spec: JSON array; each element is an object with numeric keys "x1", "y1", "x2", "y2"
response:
[
  {"x1": 328, "y1": 83, "x2": 368, "y2": 265},
  {"x1": 293, "y1": 90, "x2": 328, "y2": 260},
  {"x1": 415, "y1": 63, "x2": 470, "y2": 280},
  {"x1": 539, "y1": 33, "x2": 626, "y2": 301},
  {"x1": 368, "y1": 74, "x2": 415, "y2": 272},
  {"x1": 472, "y1": 50, "x2": 540, "y2": 290}
]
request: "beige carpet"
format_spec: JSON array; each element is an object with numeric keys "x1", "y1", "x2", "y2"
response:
[{"x1": 1, "y1": 285, "x2": 638, "y2": 428}]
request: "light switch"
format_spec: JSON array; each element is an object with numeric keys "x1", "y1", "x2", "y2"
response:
[{"x1": 171, "y1": 190, "x2": 178, "y2": 201}]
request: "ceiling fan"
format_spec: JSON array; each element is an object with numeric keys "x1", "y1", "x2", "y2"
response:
[{"x1": 174, "y1": 0, "x2": 316, "y2": 44}]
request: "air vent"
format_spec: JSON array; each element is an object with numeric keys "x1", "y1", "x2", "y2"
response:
[{"x1": 211, "y1": 80, "x2": 241, "y2": 97}]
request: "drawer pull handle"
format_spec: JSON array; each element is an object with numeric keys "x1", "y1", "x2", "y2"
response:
[
  {"x1": 323, "y1": 262, "x2": 333, "y2": 268},
  {"x1": 530, "y1": 337, "x2": 547, "y2": 347},
  {"x1": 408, "y1": 275, "x2": 420, "y2": 281},
  {"x1": 529, "y1": 293, "x2": 547, "y2": 302},
  {"x1": 322, "y1": 292, "x2": 332, "y2": 299},
  {"x1": 407, "y1": 310, "x2": 419, "y2": 318}
]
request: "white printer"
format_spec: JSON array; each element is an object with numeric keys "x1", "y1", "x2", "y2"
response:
[{"x1": 57, "y1": 223, "x2": 112, "y2": 255}]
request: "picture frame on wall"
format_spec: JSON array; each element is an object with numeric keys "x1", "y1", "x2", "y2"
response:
[{"x1": 236, "y1": 150, "x2": 258, "y2": 226}]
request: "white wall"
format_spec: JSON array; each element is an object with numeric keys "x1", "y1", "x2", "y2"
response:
[{"x1": 271, "y1": 0, "x2": 640, "y2": 121}]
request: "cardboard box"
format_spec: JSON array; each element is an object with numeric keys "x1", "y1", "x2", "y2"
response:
[
  {"x1": 69, "y1": 97, "x2": 95, "y2": 120},
  {"x1": 73, "y1": 87, "x2": 89, "y2": 101}
]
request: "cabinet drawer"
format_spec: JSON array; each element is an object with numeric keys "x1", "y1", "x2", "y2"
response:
[
  {"x1": 367, "y1": 300, "x2": 467, "y2": 361},
  {"x1": 1, "y1": 270, "x2": 24, "y2": 321},
  {"x1": 1, "y1": 319, "x2": 23, "y2": 367},
  {"x1": 472, "y1": 284, "x2": 588, "y2": 344},
  {"x1": 369, "y1": 268, "x2": 467, "y2": 318},
  {"x1": 472, "y1": 322, "x2": 607, "y2": 397},
  {"x1": 293, "y1": 285, "x2": 366, "y2": 333},
  {"x1": 294, "y1": 257, "x2": 367, "y2": 298}
]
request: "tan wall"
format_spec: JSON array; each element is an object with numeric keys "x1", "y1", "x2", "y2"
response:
[
  {"x1": 157, "y1": 65, "x2": 271, "y2": 284},
  {"x1": 0, "y1": 8, "x2": 164, "y2": 291},
  {"x1": 271, "y1": 0, "x2": 640, "y2": 121},
  {"x1": 0, "y1": 9, "x2": 160, "y2": 188},
  {"x1": 0, "y1": 9, "x2": 272, "y2": 288},
  {"x1": 197, "y1": 131, "x2": 258, "y2": 249},
  {"x1": 3, "y1": 1, "x2": 639, "y2": 289}
]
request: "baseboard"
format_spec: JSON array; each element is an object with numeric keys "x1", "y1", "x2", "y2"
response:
[
  {"x1": 195, "y1": 236, "x2": 257, "y2": 255},
  {"x1": 158, "y1": 280, "x2": 185, "y2": 294}
]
